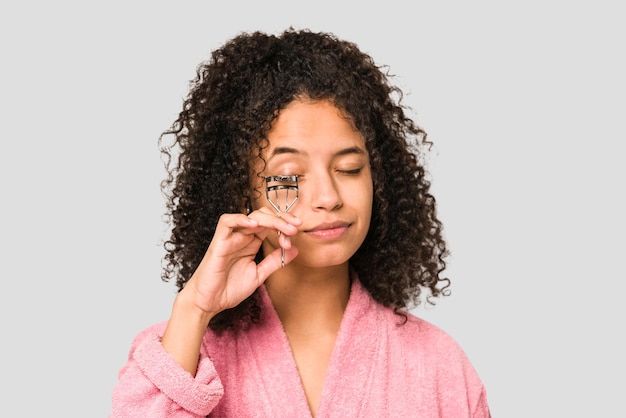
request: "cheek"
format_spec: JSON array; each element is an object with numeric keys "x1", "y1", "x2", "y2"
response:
[
  {"x1": 362, "y1": 186, "x2": 374, "y2": 222},
  {"x1": 361, "y1": 169, "x2": 374, "y2": 203},
  {"x1": 346, "y1": 178, "x2": 373, "y2": 216},
  {"x1": 362, "y1": 178, "x2": 374, "y2": 225}
]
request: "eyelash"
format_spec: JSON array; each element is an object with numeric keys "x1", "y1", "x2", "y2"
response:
[
  {"x1": 270, "y1": 167, "x2": 362, "y2": 178},
  {"x1": 338, "y1": 167, "x2": 362, "y2": 175}
]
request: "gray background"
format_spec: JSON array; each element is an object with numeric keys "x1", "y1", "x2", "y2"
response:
[{"x1": 2, "y1": 1, "x2": 624, "y2": 416}]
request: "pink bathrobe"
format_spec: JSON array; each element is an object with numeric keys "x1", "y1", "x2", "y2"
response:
[{"x1": 111, "y1": 279, "x2": 490, "y2": 417}]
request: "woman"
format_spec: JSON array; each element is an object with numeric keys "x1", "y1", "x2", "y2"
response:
[{"x1": 111, "y1": 28, "x2": 491, "y2": 417}]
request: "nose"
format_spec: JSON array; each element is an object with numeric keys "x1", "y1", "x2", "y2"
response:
[{"x1": 308, "y1": 173, "x2": 343, "y2": 211}]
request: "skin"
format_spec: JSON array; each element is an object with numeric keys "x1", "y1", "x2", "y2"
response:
[{"x1": 161, "y1": 98, "x2": 373, "y2": 416}]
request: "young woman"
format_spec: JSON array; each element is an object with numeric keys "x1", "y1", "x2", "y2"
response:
[{"x1": 111, "y1": 28, "x2": 491, "y2": 417}]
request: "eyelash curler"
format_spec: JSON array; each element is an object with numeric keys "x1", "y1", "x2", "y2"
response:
[{"x1": 265, "y1": 175, "x2": 299, "y2": 268}]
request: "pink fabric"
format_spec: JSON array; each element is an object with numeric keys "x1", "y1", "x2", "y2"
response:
[{"x1": 111, "y1": 279, "x2": 490, "y2": 417}]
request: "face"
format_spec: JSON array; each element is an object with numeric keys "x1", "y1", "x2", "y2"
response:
[{"x1": 251, "y1": 98, "x2": 373, "y2": 269}]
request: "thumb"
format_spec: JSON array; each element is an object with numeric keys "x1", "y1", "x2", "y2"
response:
[{"x1": 256, "y1": 247, "x2": 299, "y2": 280}]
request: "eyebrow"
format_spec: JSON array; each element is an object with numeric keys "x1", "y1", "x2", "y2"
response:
[
  {"x1": 269, "y1": 146, "x2": 366, "y2": 160},
  {"x1": 335, "y1": 146, "x2": 366, "y2": 157},
  {"x1": 269, "y1": 147, "x2": 301, "y2": 159}
]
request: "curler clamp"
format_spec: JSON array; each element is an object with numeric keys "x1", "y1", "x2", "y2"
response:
[{"x1": 265, "y1": 175, "x2": 299, "y2": 268}]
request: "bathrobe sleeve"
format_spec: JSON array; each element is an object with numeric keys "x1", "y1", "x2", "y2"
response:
[{"x1": 110, "y1": 324, "x2": 224, "y2": 418}]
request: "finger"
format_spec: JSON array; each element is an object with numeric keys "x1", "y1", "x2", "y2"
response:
[
  {"x1": 252, "y1": 207, "x2": 302, "y2": 225},
  {"x1": 247, "y1": 210, "x2": 301, "y2": 236},
  {"x1": 278, "y1": 232, "x2": 291, "y2": 249},
  {"x1": 215, "y1": 213, "x2": 259, "y2": 236},
  {"x1": 256, "y1": 246, "x2": 299, "y2": 279},
  {"x1": 272, "y1": 211, "x2": 302, "y2": 225}
]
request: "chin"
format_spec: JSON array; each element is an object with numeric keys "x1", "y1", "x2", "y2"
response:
[{"x1": 294, "y1": 249, "x2": 354, "y2": 269}]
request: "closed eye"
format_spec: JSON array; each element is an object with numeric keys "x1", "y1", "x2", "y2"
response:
[{"x1": 338, "y1": 167, "x2": 363, "y2": 175}]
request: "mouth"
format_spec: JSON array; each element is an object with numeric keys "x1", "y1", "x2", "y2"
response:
[{"x1": 304, "y1": 221, "x2": 351, "y2": 239}]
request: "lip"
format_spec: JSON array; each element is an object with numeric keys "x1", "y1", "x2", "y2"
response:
[{"x1": 304, "y1": 221, "x2": 351, "y2": 239}]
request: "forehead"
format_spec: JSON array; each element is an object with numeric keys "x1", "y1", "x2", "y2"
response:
[{"x1": 265, "y1": 99, "x2": 364, "y2": 154}]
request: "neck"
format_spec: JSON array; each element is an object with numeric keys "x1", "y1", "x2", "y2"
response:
[{"x1": 265, "y1": 263, "x2": 351, "y2": 335}]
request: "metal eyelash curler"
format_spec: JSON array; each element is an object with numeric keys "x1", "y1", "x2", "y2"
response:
[{"x1": 265, "y1": 175, "x2": 299, "y2": 268}]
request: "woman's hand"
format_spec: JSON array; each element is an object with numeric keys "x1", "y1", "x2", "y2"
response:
[
  {"x1": 161, "y1": 209, "x2": 301, "y2": 375},
  {"x1": 183, "y1": 208, "x2": 302, "y2": 317}
]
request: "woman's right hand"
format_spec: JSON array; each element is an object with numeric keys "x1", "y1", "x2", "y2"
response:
[
  {"x1": 160, "y1": 209, "x2": 301, "y2": 374},
  {"x1": 183, "y1": 209, "x2": 301, "y2": 317}
]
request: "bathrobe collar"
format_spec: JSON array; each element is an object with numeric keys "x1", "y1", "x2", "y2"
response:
[{"x1": 247, "y1": 277, "x2": 383, "y2": 417}]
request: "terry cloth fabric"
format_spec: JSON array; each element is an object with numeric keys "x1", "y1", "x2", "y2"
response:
[{"x1": 111, "y1": 278, "x2": 491, "y2": 417}]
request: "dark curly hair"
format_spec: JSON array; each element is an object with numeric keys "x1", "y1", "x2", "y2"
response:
[{"x1": 159, "y1": 28, "x2": 450, "y2": 332}]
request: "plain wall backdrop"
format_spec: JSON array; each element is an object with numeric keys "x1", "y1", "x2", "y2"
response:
[{"x1": 1, "y1": 1, "x2": 624, "y2": 416}]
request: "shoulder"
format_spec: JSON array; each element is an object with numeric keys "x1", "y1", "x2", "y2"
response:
[
  {"x1": 374, "y1": 303, "x2": 478, "y2": 370},
  {"x1": 353, "y1": 279, "x2": 467, "y2": 358},
  {"x1": 359, "y1": 294, "x2": 489, "y2": 413},
  {"x1": 382, "y1": 307, "x2": 488, "y2": 402},
  {"x1": 384, "y1": 307, "x2": 451, "y2": 339},
  {"x1": 396, "y1": 310, "x2": 460, "y2": 349}
]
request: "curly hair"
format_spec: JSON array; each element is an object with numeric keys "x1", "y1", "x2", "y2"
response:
[{"x1": 159, "y1": 28, "x2": 450, "y2": 332}]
